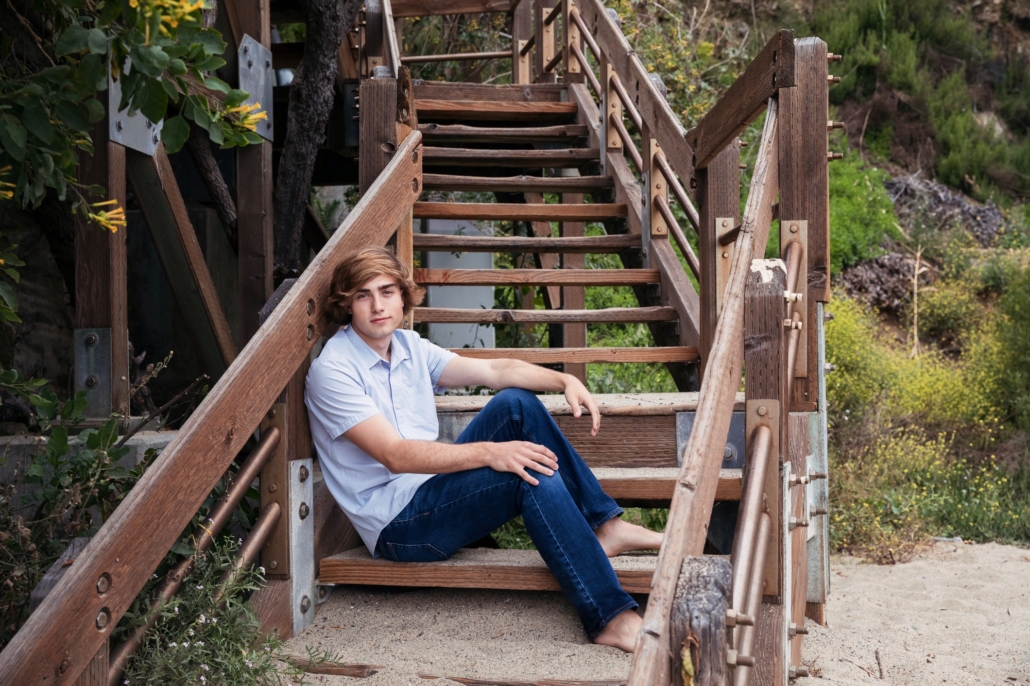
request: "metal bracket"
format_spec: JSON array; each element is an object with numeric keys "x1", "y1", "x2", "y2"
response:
[
  {"x1": 715, "y1": 217, "x2": 736, "y2": 318},
  {"x1": 260, "y1": 404, "x2": 290, "y2": 577},
  {"x1": 648, "y1": 138, "x2": 667, "y2": 238},
  {"x1": 238, "y1": 34, "x2": 275, "y2": 142},
  {"x1": 780, "y1": 219, "x2": 808, "y2": 377},
  {"x1": 746, "y1": 399, "x2": 781, "y2": 598},
  {"x1": 109, "y1": 64, "x2": 162, "y2": 155},
  {"x1": 74, "y1": 328, "x2": 113, "y2": 418},
  {"x1": 290, "y1": 458, "x2": 316, "y2": 636},
  {"x1": 676, "y1": 411, "x2": 747, "y2": 469}
]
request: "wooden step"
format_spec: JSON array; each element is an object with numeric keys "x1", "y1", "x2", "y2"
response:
[
  {"x1": 422, "y1": 147, "x2": 598, "y2": 168},
  {"x1": 319, "y1": 547, "x2": 656, "y2": 593},
  {"x1": 412, "y1": 234, "x2": 639, "y2": 254},
  {"x1": 435, "y1": 392, "x2": 746, "y2": 416},
  {"x1": 413, "y1": 268, "x2": 659, "y2": 286},
  {"x1": 595, "y1": 467, "x2": 743, "y2": 504},
  {"x1": 412, "y1": 202, "x2": 627, "y2": 222},
  {"x1": 413, "y1": 306, "x2": 677, "y2": 324},
  {"x1": 415, "y1": 100, "x2": 579, "y2": 122},
  {"x1": 414, "y1": 82, "x2": 568, "y2": 102},
  {"x1": 449, "y1": 347, "x2": 699, "y2": 364},
  {"x1": 419, "y1": 123, "x2": 590, "y2": 143},
  {"x1": 422, "y1": 173, "x2": 612, "y2": 193}
]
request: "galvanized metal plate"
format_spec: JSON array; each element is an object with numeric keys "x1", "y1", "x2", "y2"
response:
[
  {"x1": 238, "y1": 34, "x2": 275, "y2": 142},
  {"x1": 676, "y1": 411, "x2": 747, "y2": 469},
  {"x1": 109, "y1": 65, "x2": 162, "y2": 155},
  {"x1": 73, "y1": 328, "x2": 113, "y2": 418},
  {"x1": 289, "y1": 458, "x2": 315, "y2": 636}
]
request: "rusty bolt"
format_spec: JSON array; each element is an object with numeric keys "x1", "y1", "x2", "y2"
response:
[
  {"x1": 96, "y1": 574, "x2": 110, "y2": 594},
  {"x1": 85, "y1": 375, "x2": 98, "y2": 389},
  {"x1": 299, "y1": 466, "x2": 310, "y2": 482},
  {"x1": 269, "y1": 560, "x2": 278, "y2": 570},
  {"x1": 788, "y1": 622, "x2": 809, "y2": 637},
  {"x1": 85, "y1": 333, "x2": 98, "y2": 346},
  {"x1": 298, "y1": 502, "x2": 310, "y2": 520},
  {"x1": 59, "y1": 659, "x2": 69, "y2": 675},
  {"x1": 300, "y1": 595, "x2": 312, "y2": 613},
  {"x1": 810, "y1": 506, "x2": 829, "y2": 517},
  {"x1": 96, "y1": 608, "x2": 110, "y2": 630}
]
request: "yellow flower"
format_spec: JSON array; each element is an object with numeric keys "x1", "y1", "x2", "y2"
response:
[
  {"x1": 89, "y1": 200, "x2": 127, "y2": 233},
  {"x1": 229, "y1": 102, "x2": 268, "y2": 131}
]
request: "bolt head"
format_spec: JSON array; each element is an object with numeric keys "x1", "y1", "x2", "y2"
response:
[
  {"x1": 85, "y1": 375, "x2": 98, "y2": 389},
  {"x1": 722, "y1": 251, "x2": 729, "y2": 258},
  {"x1": 298, "y1": 502, "x2": 310, "y2": 520},
  {"x1": 96, "y1": 574, "x2": 110, "y2": 594},
  {"x1": 266, "y1": 59, "x2": 271, "y2": 68},
  {"x1": 722, "y1": 219, "x2": 730, "y2": 227},
  {"x1": 306, "y1": 325, "x2": 315, "y2": 341},
  {"x1": 59, "y1": 659, "x2": 69, "y2": 674},
  {"x1": 306, "y1": 299, "x2": 315, "y2": 315},
  {"x1": 300, "y1": 595, "x2": 312, "y2": 613},
  {"x1": 248, "y1": 59, "x2": 254, "y2": 68},
  {"x1": 269, "y1": 560, "x2": 278, "y2": 569},
  {"x1": 299, "y1": 465, "x2": 310, "y2": 482},
  {"x1": 268, "y1": 483, "x2": 277, "y2": 493},
  {"x1": 96, "y1": 609, "x2": 110, "y2": 629},
  {"x1": 85, "y1": 333, "x2": 98, "y2": 346},
  {"x1": 790, "y1": 223, "x2": 799, "y2": 233},
  {"x1": 757, "y1": 406, "x2": 768, "y2": 417},
  {"x1": 116, "y1": 120, "x2": 123, "y2": 132}
]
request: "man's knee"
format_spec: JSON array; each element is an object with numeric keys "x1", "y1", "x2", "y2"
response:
[{"x1": 494, "y1": 387, "x2": 548, "y2": 419}]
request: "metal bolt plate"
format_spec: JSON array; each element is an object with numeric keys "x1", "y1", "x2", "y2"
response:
[{"x1": 238, "y1": 34, "x2": 275, "y2": 142}]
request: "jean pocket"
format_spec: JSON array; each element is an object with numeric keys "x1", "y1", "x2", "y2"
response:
[{"x1": 384, "y1": 542, "x2": 449, "y2": 562}]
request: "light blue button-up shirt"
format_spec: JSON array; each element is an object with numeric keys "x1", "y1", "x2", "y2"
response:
[{"x1": 304, "y1": 325, "x2": 458, "y2": 555}]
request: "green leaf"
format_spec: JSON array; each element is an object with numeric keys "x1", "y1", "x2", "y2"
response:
[
  {"x1": 168, "y1": 58, "x2": 187, "y2": 75},
  {"x1": 22, "y1": 105, "x2": 54, "y2": 144},
  {"x1": 224, "y1": 89, "x2": 249, "y2": 109},
  {"x1": 84, "y1": 98, "x2": 105, "y2": 123},
  {"x1": 207, "y1": 122, "x2": 224, "y2": 146},
  {"x1": 190, "y1": 102, "x2": 210, "y2": 130},
  {"x1": 87, "y1": 28, "x2": 108, "y2": 55},
  {"x1": 55, "y1": 25, "x2": 91, "y2": 57},
  {"x1": 195, "y1": 56, "x2": 226, "y2": 72},
  {"x1": 26, "y1": 461, "x2": 48, "y2": 479},
  {"x1": 55, "y1": 101, "x2": 91, "y2": 133},
  {"x1": 80, "y1": 54, "x2": 108, "y2": 91},
  {"x1": 0, "y1": 114, "x2": 28, "y2": 159},
  {"x1": 193, "y1": 28, "x2": 226, "y2": 56},
  {"x1": 160, "y1": 77, "x2": 180, "y2": 103},
  {"x1": 4, "y1": 268, "x2": 21, "y2": 283},
  {"x1": 129, "y1": 44, "x2": 170, "y2": 78},
  {"x1": 160, "y1": 115, "x2": 190, "y2": 154},
  {"x1": 203, "y1": 76, "x2": 230, "y2": 94},
  {"x1": 140, "y1": 81, "x2": 168, "y2": 124},
  {"x1": 0, "y1": 281, "x2": 18, "y2": 311}
]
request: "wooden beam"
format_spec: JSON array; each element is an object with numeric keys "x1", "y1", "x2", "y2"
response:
[
  {"x1": 412, "y1": 202, "x2": 626, "y2": 222},
  {"x1": 596, "y1": 468, "x2": 743, "y2": 504},
  {"x1": 686, "y1": 30, "x2": 795, "y2": 170},
  {"x1": 415, "y1": 100, "x2": 577, "y2": 121},
  {"x1": 412, "y1": 233, "x2": 638, "y2": 253},
  {"x1": 562, "y1": 191, "x2": 587, "y2": 382},
  {"x1": 414, "y1": 82, "x2": 567, "y2": 102},
  {"x1": 449, "y1": 347, "x2": 698, "y2": 364},
  {"x1": 74, "y1": 114, "x2": 129, "y2": 416},
  {"x1": 413, "y1": 306, "x2": 676, "y2": 323},
  {"x1": 390, "y1": 0, "x2": 514, "y2": 17},
  {"x1": 0, "y1": 133, "x2": 424, "y2": 685},
  {"x1": 435, "y1": 391, "x2": 747, "y2": 416},
  {"x1": 126, "y1": 147, "x2": 238, "y2": 379},
  {"x1": 359, "y1": 78, "x2": 399, "y2": 194},
  {"x1": 419, "y1": 123, "x2": 590, "y2": 143},
  {"x1": 414, "y1": 268, "x2": 658, "y2": 286},
  {"x1": 626, "y1": 100, "x2": 779, "y2": 686},
  {"x1": 422, "y1": 147, "x2": 598, "y2": 168},
  {"x1": 422, "y1": 173, "x2": 611, "y2": 194}
]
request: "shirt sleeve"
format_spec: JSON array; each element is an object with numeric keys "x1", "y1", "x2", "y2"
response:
[
  {"x1": 417, "y1": 335, "x2": 459, "y2": 390},
  {"x1": 304, "y1": 359, "x2": 381, "y2": 439}
]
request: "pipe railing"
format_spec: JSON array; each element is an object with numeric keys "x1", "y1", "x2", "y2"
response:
[
  {"x1": 655, "y1": 195, "x2": 699, "y2": 280},
  {"x1": 211, "y1": 502, "x2": 283, "y2": 609},
  {"x1": 733, "y1": 512, "x2": 772, "y2": 686}
]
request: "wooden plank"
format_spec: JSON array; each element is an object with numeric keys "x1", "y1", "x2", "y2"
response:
[
  {"x1": 414, "y1": 268, "x2": 658, "y2": 286},
  {"x1": 412, "y1": 233, "x2": 638, "y2": 253},
  {"x1": 788, "y1": 414, "x2": 809, "y2": 668},
  {"x1": 562, "y1": 192, "x2": 587, "y2": 382},
  {"x1": 127, "y1": 147, "x2": 238, "y2": 379},
  {"x1": 415, "y1": 100, "x2": 578, "y2": 121},
  {"x1": 522, "y1": 191, "x2": 562, "y2": 309},
  {"x1": 696, "y1": 145, "x2": 740, "y2": 381},
  {"x1": 319, "y1": 548, "x2": 656, "y2": 593},
  {"x1": 448, "y1": 347, "x2": 698, "y2": 364},
  {"x1": 627, "y1": 101, "x2": 779, "y2": 686},
  {"x1": 686, "y1": 30, "x2": 795, "y2": 170},
  {"x1": 313, "y1": 475, "x2": 362, "y2": 577},
  {"x1": 391, "y1": 0, "x2": 514, "y2": 17},
  {"x1": 236, "y1": 0, "x2": 273, "y2": 344},
  {"x1": 594, "y1": 468, "x2": 742, "y2": 502},
  {"x1": 413, "y1": 306, "x2": 675, "y2": 323},
  {"x1": 419, "y1": 123, "x2": 590, "y2": 143},
  {"x1": 434, "y1": 391, "x2": 746, "y2": 415},
  {"x1": 511, "y1": 0, "x2": 531, "y2": 84},
  {"x1": 414, "y1": 82, "x2": 567, "y2": 102},
  {"x1": 650, "y1": 237, "x2": 701, "y2": 348},
  {"x1": 74, "y1": 639, "x2": 108, "y2": 686},
  {"x1": 250, "y1": 578, "x2": 293, "y2": 639},
  {"x1": 422, "y1": 147, "x2": 598, "y2": 168},
  {"x1": 423, "y1": 173, "x2": 611, "y2": 193},
  {"x1": 412, "y1": 202, "x2": 626, "y2": 222},
  {"x1": 359, "y1": 78, "x2": 399, "y2": 194},
  {"x1": 0, "y1": 134, "x2": 424, "y2": 685},
  {"x1": 74, "y1": 116, "x2": 129, "y2": 415},
  {"x1": 752, "y1": 603, "x2": 786, "y2": 686}
]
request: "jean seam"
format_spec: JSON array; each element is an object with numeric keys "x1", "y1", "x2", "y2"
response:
[
  {"x1": 388, "y1": 479, "x2": 516, "y2": 525},
  {"x1": 588, "y1": 598, "x2": 640, "y2": 640},
  {"x1": 587, "y1": 506, "x2": 626, "y2": 532}
]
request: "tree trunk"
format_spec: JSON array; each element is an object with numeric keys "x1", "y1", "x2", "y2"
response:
[{"x1": 272, "y1": 0, "x2": 361, "y2": 276}]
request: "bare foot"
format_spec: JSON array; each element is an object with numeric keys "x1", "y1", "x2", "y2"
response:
[
  {"x1": 595, "y1": 517, "x2": 664, "y2": 557},
  {"x1": 593, "y1": 609, "x2": 642, "y2": 652}
]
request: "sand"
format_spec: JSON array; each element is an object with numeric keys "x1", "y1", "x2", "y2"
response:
[{"x1": 286, "y1": 541, "x2": 1030, "y2": 685}]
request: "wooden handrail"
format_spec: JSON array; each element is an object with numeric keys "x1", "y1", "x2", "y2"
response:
[
  {"x1": 383, "y1": 0, "x2": 401, "y2": 76},
  {"x1": 391, "y1": 0, "x2": 515, "y2": 17},
  {"x1": 627, "y1": 100, "x2": 778, "y2": 685},
  {"x1": 734, "y1": 512, "x2": 772, "y2": 685},
  {"x1": 402, "y1": 50, "x2": 511, "y2": 64},
  {"x1": 543, "y1": 50, "x2": 563, "y2": 73},
  {"x1": 0, "y1": 133, "x2": 424, "y2": 685}
]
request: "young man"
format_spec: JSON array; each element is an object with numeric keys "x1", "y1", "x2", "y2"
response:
[{"x1": 304, "y1": 247, "x2": 663, "y2": 652}]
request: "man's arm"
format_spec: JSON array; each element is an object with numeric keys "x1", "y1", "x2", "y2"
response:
[
  {"x1": 437, "y1": 357, "x2": 600, "y2": 435},
  {"x1": 343, "y1": 413, "x2": 559, "y2": 486}
]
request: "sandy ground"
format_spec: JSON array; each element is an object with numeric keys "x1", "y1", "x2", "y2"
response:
[{"x1": 286, "y1": 541, "x2": 1030, "y2": 685}]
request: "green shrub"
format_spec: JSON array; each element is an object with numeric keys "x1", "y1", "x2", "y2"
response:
[
  {"x1": 824, "y1": 293, "x2": 892, "y2": 425},
  {"x1": 828, "y1": 154, "x2": 899, "y2": 271},
  {"x1": 917, "y1": 280, "x2": 981, "y2": 342},
  {"x1": 997, "y1": 262, "x2": 1030, "y2": 430}
]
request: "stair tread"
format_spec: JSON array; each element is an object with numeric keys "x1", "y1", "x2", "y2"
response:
[
  {"x1": 422, "y1": 147, "x2": 598, "y2": 167},
  {"x1": 411, "y1": 234, "x2": 637, "y2": 253},
  {"x1": 595, "y1": 467, "x2": 742, "y2": 502},
  {"x1": 414, "y1": 268, "x2": 659, "y2": 286},
  {"x1": 416, "y1": 100, "x2": 579, "y2": 122},
  {"x1": 319, "y1": 547, "x2": 657, "y2": 593},
  {"x1": 421, "y1": 173, "x2": 612, "y2": 193},
  {"x1": 412, "y1": 306, "x2": 677, "y2": 324},
  {"x1": 412, "y1": 202, "x2": 627, "y2": 221},
  {"x1": 419, "y1": 123, "x2": 590, "y2": 142},
  {"x1": 448, "y1": 347, "x2": 698, "y2": 364},
  {"x1": 434, "y1": 392, "x2": 747, "y2": 415}
]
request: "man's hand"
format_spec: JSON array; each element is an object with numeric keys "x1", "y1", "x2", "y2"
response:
[
  {"x1": 483, "y1": 441, "x2": 559, "y2": 486},
  {"x1": 563, "y1": 374, "x2": 600, "y2": 436}
]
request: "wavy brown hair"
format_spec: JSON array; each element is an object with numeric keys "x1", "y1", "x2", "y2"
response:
[{"x1": 326, "y1": 247, "x2": 425, "y2": 325}]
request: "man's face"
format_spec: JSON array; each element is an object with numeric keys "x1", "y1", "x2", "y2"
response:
[{"x1": 348, "y1": 273, "x2": 405, "y2": 342}]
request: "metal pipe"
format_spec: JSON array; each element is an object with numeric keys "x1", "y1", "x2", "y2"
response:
[
  {"x1": 784, "y1": 239, "x2": 803, "y2": 302},
  {"x1": 655, "y1": 195, "x2": 700, "y2": 281},
  {"x1": 729, "y1": 425, "x2": 772, "y2": 618},
  {"x1": 401, "y1": 50, "x2": 511, "y2": 64},
  {"x1": 734, "y1": 512, "x2": 772, "y2": 686},
  {"x1": 571, "y1": 42, "x2": 601, "y2": 96},
  {"x1": 520, "y1": 34, "x2": 537, "y2": 56},
  {"x1": 543, "y1": 2, "x2": 562, "y2": 26},
  {"x1": 212, "y1": 502, "x2": 282, "y2": 609},
  {"x1": 543, "y1": 50, "x2": 563, "y2": 74},
  {"x1": 654, "y1": 150, "x2": 700, "y2": 232},
  {"x1": 108, "y1": 427, "x2": 282, "y2": 685},
  {"x1": 609, "y1": 72, "x2": 643, "y2": 132},
  {"x1": 569, "y1": 8, "x2": 601, "y2": 61},
  {"x1": 609, "y1": 112, "x2": 642, "y2": 172},
  {"x1": 786, "y1": 311, "x2": 802, "y2": 398}
]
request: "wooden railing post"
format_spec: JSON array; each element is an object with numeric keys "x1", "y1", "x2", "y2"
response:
[
  {"x1": 512, "y1": 0, "x2": 532, "y2": 84},
  {"x1": 561, "y1": 191, "x2": 587, "y2": 383},
  {"x1": 562, "y1": 0, "x2": 583, "y2": 84},
  {"x1": 696, "y1": 144, "x2": 740, "y2": 382},
  {"x1": 742, "y1": 257, "x2": 790, "y2": 686},
  {"x1": 535, "y1": 0, "x2": 558, "y2": 83}
]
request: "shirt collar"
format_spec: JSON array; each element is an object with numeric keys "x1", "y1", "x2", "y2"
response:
[{"x1": 343, "y1": 325, "x2": 409, "y2": 370}]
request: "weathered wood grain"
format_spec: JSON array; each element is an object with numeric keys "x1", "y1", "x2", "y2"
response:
[
  {"x1": 391, "y1": 0, "x2": 514, "y2": 17},
  {"x1": 0, "y1": 134, "x2": 424, "y2": 686},
  {"x1": 412, "y1": 306, "x2": 676, "y2": 324},
  {"x1": 594, "y1": 467, "x2": 743, "y2": 501},
  {"x1": 422, "y1": 173, "x2": 611, "y2": 193},
  {"x1": 419, "y1": 123, "x2": 589, "y2": 143},
  {"x1": 413, "y1": 268, "x2": 658, "y2": 286},
  {"x1": 434, "y1": 391, "x2": 746, "y2": 416},
  {"x1": 412, "y1": 233, "x2": 638, "y2": 253},
  {"x1": 414, "y1": 82, "x2": 567, "y2": 102},
  {"x1": 422, "y1": 146, "x2": 599, "y2": 168},
  {"x1": 412, "y1": 202, "x2": 626, "y2": 222},
  {"x1": 415, "y1": 100, "x2": 578, "y2": 121},
  {"x1": 670, "y1": 557, "x2": 731, "y2": 686},
  {"x1": 686, "y1": 30, "x2": 795, "y2": 170},
  {"x1": 449, "y1": 347, "x2": 698, "y2": 364}
]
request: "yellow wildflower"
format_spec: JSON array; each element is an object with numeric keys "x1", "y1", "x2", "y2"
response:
[
  {"x1": 0, "y1": 166, "x2": 14, "y2": 201},
  {"x1": 89, "y1": 200, "x2": 127, "y2": 233},
  {"x1": 229, "y1": 102, "x2": 268, "y2": 132}
]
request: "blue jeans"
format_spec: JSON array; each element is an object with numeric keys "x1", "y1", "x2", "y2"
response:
[{"x1": 375, "y1": 388, "x2": 638, "y2": 638}]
